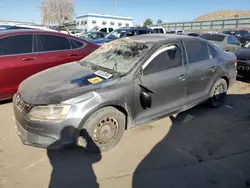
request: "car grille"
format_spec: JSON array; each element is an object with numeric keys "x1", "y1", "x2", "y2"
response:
[{"x1": 16, "y1": 95, "x2": 33, "y2": 114}]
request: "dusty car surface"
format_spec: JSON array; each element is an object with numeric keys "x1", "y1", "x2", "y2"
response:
[
  {"x1": 13, "y1": 34, "x2": 237, "y2": 153},
  {"x1": 199, "y1": 33, "x2": 241, "y2": 52}
]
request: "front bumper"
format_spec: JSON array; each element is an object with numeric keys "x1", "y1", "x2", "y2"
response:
[
  {"x1": 237, "y1": 62, "x2": 250, "y2": 79},
  {"x1": 13, "y1": 94, "x2": 81, "y2": 149}
]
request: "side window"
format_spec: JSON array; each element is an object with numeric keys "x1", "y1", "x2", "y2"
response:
[
  {"x1": 143, "y1": 45, "x2": 182, "y2": 75},
  {"x1": 138, "y1": 29, "x2": 147, "y2": 35},
  {"x1": 208, "y1": 45, "x2": 217, "y2": 59},
  {"x1": 228, "y1": 36, "x2": 234, "y2": 44},
  {"x1": 69, "y1": 38, "x2": 85, "y2": 49},
  {"x1": 100, "y1": 28, "x2": 107, "y2": 33},
  {"x1": 233, "y1": 36, "x2": 241, "y2": 45},
  {"x1": 39, "y1": 35, "x2": 71, "y2": 52},
  {"x1": 185, "y1": 41, "x2": 210, "y2": 63},
  {"x1": 0, "y1": 35, "x2": 32, "y2": 56},
  {"x1": 153, "y1": 29, "x2": 159, "y2": 33},
  {"x1": 159, "y1": 29, "x2": 164, "y2": 33},
  {"x1": 109, "y1": 28, "x2": 113, "y2": 32},
  {"x1": 99, "y1": 33, "x2": 106, "y2": 38}
]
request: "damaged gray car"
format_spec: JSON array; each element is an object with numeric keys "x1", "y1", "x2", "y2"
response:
[{"x1": 13, "y1": 34, "x2": 237, "y2": 152}]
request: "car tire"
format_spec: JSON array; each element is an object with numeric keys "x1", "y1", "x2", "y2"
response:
[
  {"x1": 208, "y1": 78, "x2": 228, "y2": 108},
  {"x1": 77, "y1": 107, "x2": 126, "y2": 153}
]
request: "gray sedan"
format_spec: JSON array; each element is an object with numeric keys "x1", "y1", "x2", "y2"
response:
[
  {"x1": 13, "y1": 34, "x2": 237, "y2": 152},
  {"x1": 199, "y1": 33, "x2": 241, "y2": 52}
]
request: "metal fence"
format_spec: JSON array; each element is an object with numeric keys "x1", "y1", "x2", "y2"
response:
[{"x1": 156, "y1": 17, "x2": 250, "y2": 32}]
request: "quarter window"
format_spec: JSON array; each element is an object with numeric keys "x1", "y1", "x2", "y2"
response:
[
  {"x1": 143, "y1": 45, "x2": 182, "y2": 75},
  {"x1": 208, "y1": 45, "x2": 217, "y2": 59},
  {"x1": 185, "y1": 41, "x2": 210, "y2": 63},
  {"x1": 39, "y1": 35, "x2": 71, "y2": 52},
  {"x1": 0, "y1": 34, "x2": 32, "y2": 56},
  {"x1": 69, "y1": 38, "x2": 84, "y2": 49}
]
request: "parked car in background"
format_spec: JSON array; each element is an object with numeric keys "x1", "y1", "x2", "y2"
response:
[
  {"x1": 235, "y1": 41, "x2": 250, "y2": 80},
  {"x1": 0, "y1": 24, "x2": 58, "y2": 32},
  {"x1": 0, "y1": 29, "x2": 98, "y2": 100},
  {"x1": 150, "y1": 26, "x2": 166, "y2": 33},
  {"x1": 222, "y1": 30, "x2": 250, "y2": 45},
  {"x1": 199, "y1": 33, "x2": 241, "y2": 52},
  {"x1": 166, "y1": 30, "x2": 184, "y2": 34},
  {"x1": 13, "y1": 34, "x2": 237, "y2": 153},
  {"x1": 78, "y1": 31, "x2": 107, "y2": 41},
  {"x1": 91, "y1": 27, "x2": 155, "y2": 45},
  {"x1": 89, "y1": 26, "x2": 114, "y2": 33},
  {"x1": 186, "y1": 32, "x2": 200, "y2": 37}
]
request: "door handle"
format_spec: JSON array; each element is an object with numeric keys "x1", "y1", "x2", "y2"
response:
[
  {"x1": 68, "y1": 53, "x2": 79, "y2": 57},
  {"x1": 22, "y1": 57, "x2": 36, "y2": 61},
  {"x1": 210, "y1": 66, "x2": 216, "y2": 72},
  {"x1": 179, "y1": 74, "x2": 187, "y2": 81}
]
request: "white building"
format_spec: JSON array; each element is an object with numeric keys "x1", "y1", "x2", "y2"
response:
[{"x1": 75, "y1": 13, "x2": 133, "y2": 32}]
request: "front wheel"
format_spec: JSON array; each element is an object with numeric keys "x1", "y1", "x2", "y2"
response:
[
  {"x1": 77, "y1": 107, "x2": 126, "y2": 153},
  {"x1": 207, "y1": 78, "x2": 228, "y2": 108}
]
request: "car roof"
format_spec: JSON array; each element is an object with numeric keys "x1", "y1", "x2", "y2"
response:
[
  {"x1": 125, "y1": 34, "x2": 201, "y2": 43},
  {"x1": 0, "y1": 29, "x2": 70, "y2": 37}
]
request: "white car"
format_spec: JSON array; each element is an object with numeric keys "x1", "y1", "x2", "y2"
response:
[{"x1": 150, "y1": 27, "x2": 166, "y2": 33}]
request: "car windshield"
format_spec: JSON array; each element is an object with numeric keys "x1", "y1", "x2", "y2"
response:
[
  {"x1": 105, "y1": 29, "x2": 127, "y2": 39},
  {"x1": 222, "y1": 31, "x2": 235, "y2": 35},
  {"x1": 80, "y1": 39, "x2": 153, "y2": 74},
  {"x1": 199, "y1": 34, "x2": 225, "y2": 42}
]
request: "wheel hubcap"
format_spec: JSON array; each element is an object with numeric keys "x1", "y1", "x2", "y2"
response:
[
  {"x1": 213, "y1": 84, "x2": 225, "y2": 101},
  {"x1": 93, "y1": 117, "x2": 119, "y2": 145}
]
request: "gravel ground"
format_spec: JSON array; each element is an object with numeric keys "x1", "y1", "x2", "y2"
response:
[{"x1": 0, "y1": 81, "x2": 250, "y2": 188}]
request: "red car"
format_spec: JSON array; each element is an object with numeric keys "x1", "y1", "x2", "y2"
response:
[{"x1": 0, "y1": 29, "x2": 99, "y2": 100}]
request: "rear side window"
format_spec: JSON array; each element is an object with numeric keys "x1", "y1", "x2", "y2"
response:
[
  {"x1": 185, "y1": 41, "x2": 210, "y2": 63},
  {"x1": 199, "y1": 34, "x2": 225, "y2": 42},
  {"x1": 39, "y1": 34, "x2": 71, "y2": 52},
  {"x1": 143, "y1": 44, "x2": 182, "y2": 75},
  {"x1": 0, "y1": 34, "x2": 32, "y2": 56},
  {"x1": 69, "y1": 38, "x2": 85, "y2": 49}
]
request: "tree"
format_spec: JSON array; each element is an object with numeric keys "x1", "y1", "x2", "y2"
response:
[
  {"x1": 143, "y1": 18, "x2": 153, "y2": 27},
  {"x1": 157, "y1": 19, "x2": 163, "y2": 24},
  {"x1": 40, "y1": 0, "x2": 74, "y2": 26}
]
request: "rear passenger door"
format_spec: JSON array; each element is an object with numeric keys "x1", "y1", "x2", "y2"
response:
[
  {"x1": 0, "y1": 34, "x2": 35, "y2": 98},
  {"x1": 184, "y1": 40, "x2": 218, "y2": 103},
  {"x1": 134, "y1": 42, "x2": 188, "y2": 124},
  {"x1": 34, "y1": 34, "x2": 80, "y2": 72}
]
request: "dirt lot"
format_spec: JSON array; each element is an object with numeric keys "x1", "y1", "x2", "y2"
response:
[{"x1": 0, "y1": 81, "x2": 250, "y2": 188}]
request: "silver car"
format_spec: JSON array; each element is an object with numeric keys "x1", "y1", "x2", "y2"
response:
[
  {"x1": 199, "y1": 33, "x2": 241, "y2": 52},
  {"x1": 13, "y1": 34, "x2": 237, "y2": 152}
]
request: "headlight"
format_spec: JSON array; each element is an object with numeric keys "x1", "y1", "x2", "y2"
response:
[{"x1": 28, "y1": 104, "x2": 71, "y2": 121}]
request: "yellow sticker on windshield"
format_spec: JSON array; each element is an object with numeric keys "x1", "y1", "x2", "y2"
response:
[{"x1": 88, "y1": 77, "x2": 103, "y2": 84}]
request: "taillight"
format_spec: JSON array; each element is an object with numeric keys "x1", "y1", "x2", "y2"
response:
[{"x1": 234, "y1": 58, "x2": 237, "y2": 66}]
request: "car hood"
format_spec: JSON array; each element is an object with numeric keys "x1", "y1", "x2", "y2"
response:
[
  {"x1": 235, "y1": 48, "x2": 250, "y2": 61},
  {"x1": 91, "y1": 38, "x2": 113, "y2": 45},
  {"x1": 18, "y1": 62, "x2": 120, "y2": 105}
]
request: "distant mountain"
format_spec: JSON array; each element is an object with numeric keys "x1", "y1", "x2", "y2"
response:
[{"x1": 194, "y1": 10, "x2": 250, "y2": 21}]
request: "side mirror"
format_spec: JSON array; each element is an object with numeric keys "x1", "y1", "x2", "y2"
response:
[
  {"x1": 139, "y1": 84, "x2": 154, "y2": 109},
  {"x1": 140, "y1": 90, "x2": 152, "y2": 109}
]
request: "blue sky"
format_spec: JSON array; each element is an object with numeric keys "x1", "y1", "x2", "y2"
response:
[{"x1": 0, "y1": 0, "x2": 250, "y2": 25}]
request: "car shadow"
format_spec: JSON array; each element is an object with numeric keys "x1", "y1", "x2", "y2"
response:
[
  {"x1": 0, "y1": 99, "x2": 12, "y2": 105},
  {"x1": 47, "y1": 127, "x2": 102, "y2": 188},
  {"x1": 132, "y1": 94, "x2": 250, "y2": 188}
]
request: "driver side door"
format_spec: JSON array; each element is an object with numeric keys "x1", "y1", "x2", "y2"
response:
[{"x1": 133, "y1": 42, "x2": 188, "y2": 125}]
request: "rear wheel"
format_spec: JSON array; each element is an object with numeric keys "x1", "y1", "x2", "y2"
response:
[
  {"x1": 77, "y1": 107, "x2": 125, "y2": 153},
  {"x1": 208, "y1": 78, "x2": 228, "y2": 108}
]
